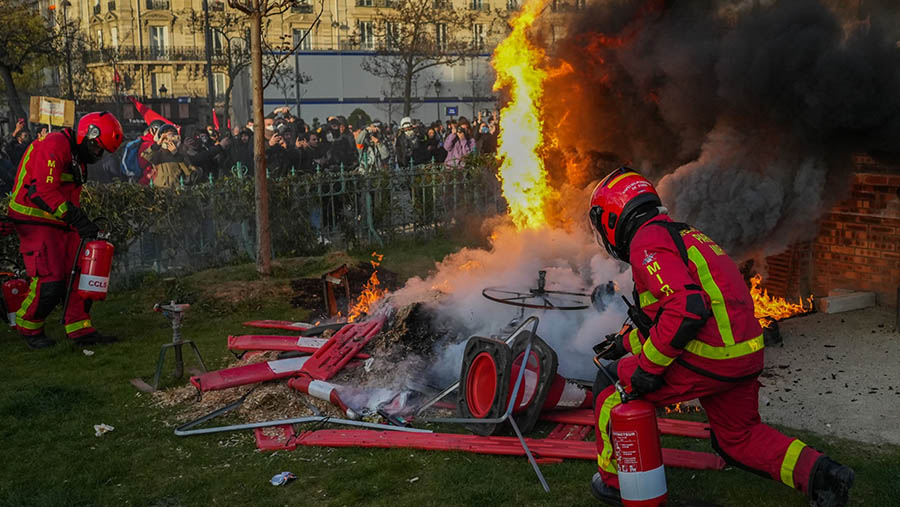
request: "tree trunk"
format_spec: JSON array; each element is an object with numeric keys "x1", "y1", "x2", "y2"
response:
[
  {"x1": 0, "y1": 64, "x2": 27, "y2": 123},
  {"x1": 402, "y1": 70, "x2": 413, "y2": 117},
  {"x1": 250, "y1": 5, "x2": 272, "y2": 276}
]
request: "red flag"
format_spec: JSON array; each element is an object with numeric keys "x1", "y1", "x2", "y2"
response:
[
  {"x1": 212, "y1": 109, "x2": 220, "y2": 131},
  {"x1": 130, "y1": 96, "x2": 175, "y2": 127},
  {"x1": 227, "y1": 118, "x2": 232, "y2": 130},
  {"x1": 114, "y1": 69, "x2": 122, "y2": 84}
]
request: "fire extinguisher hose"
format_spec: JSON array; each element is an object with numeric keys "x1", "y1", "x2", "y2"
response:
[{"x1": 60, "y1": 237, "x2": 87, "y2": 326}]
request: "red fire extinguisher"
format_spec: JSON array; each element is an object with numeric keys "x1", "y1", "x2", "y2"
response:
[
  {"x1": 1, "y1": 273, "x2": 28, "y2": 328},
  {"x1": 76, "y1": 238, "x2": 115, "y2": 300},
  {"x1": 60, "y1": 235, "x2": 115, "y2": 326},
  {"x1": 595, "y1": 349, "x2": 668, "y2": 507},
  {"x1": 610, "y1": 396, "x2": 668, "y2": 506}
]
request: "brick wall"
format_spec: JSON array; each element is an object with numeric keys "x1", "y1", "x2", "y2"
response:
[{"x1": 810, "y1": 172, "x2": 900, "y2": 306}]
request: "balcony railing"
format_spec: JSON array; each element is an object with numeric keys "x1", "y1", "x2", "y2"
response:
[
  {"x1": 108, "y1": 0, "x2": 116, "y2": 11},
  {"x1": 93, "y1": 3, "x2": 101, "y2": 14},
  {"x1": 291, "y1": 2, "x2": 313, "y2": 12},
  {"x1": 145, "y1": 0, "x2": 170, "y2": 10},
  {"x1": 84, "y1": 46, "x2": 238, "y2": 64},
  {"x1": 355, "y1": 0, "x2": 392, "y2": 7}
]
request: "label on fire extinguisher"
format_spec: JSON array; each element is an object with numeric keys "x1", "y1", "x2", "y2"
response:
[
  {"x1": 612, "y1": 429, "x2": 642, "y2": 473},
  {"x1": 78, "y1": 274, "x2": 110, "y2": 293}
]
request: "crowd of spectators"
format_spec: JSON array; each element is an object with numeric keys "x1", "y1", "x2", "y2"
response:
[{"x1": 0, "y1": 107, "x2": 500, "y2": 190}]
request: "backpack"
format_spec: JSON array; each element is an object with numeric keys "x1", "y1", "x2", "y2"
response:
[{"x1": 120, "y1": 138, "x2": 143, "y2": 179}]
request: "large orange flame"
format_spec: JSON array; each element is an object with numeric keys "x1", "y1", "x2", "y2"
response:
[
  {"x1": 492, "y1": 0, "x2": 554, "y2": 230},
  {"x1": 348, "y1": 252, "x2": 388, "y2": 322},
  {"x1": 750, "y1": 274, "x2": 813, "y2": 328}
]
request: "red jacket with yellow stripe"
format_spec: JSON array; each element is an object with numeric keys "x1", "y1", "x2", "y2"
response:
[
  {"x1": 623, "y1": 215, "x2": 764, "y2": 381},
  {"x1": 8, "y1": 130, "x2": 83, "y2": 227}
]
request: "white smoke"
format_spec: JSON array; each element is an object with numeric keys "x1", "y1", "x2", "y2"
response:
[{"x1": 387, "y1": 218, "x2": 634, "y2": 383}]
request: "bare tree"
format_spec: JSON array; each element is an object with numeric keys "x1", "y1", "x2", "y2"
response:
[
  {"x1": 0, "y1": 0, "x2": 69, "y2": 120},
  {"x1": 361, "y1": 0, "x2": 479, "y2": 117},
  {"x1": 227, "y1": 0, "x2": 323, "y2": 275}
]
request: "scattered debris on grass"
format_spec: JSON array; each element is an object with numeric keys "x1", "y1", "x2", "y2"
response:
[{"x1": 94, "y1": 424, "x2": 114, "y2": 437}]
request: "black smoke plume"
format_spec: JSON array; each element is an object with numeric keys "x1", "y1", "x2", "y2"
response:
[{"x1": 543, "y1": 0, "x2": 900, "y2": 258}]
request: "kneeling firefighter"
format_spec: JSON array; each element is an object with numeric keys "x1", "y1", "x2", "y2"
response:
[
  {"x1": 8, "y1": 111, "x2": 123, "y2": 349},
  {"x1": 588, "y1": 167, "x2": 854, "y2": 506}
]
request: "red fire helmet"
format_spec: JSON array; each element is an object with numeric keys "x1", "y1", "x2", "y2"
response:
[
  {"x1": 589, "y1": 167, "x2": 661, "y2": 261},
  {"x1": 76, "y1": 111, "x2": 124, "y2": 155}
]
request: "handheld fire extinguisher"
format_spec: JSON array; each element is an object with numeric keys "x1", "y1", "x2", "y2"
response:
[
  {"x1": 61, "y1": 231, "x2": 115, "y2": 324},
  {"x1": 595, "y1": 357, "x2": 668, "y2": 506},
  {"x1": 0, "y1": 264, "x2": 28, "y2": 328}
]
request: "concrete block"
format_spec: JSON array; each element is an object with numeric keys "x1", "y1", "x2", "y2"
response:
[{"x1": 816, "y1": 291, "x2": 876, "y2": 314}]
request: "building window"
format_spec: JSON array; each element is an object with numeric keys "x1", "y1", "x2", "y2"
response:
[
  {"x1": 385, "y1": 22, "x2": 400, "y2": 51},
  {"x1": 293, "y1": 28, "x2": 312, "y2": 51},
  {"x1": 469, "y1": 0, "x2": 484, "y2": 10},
  {"x1": 435, "y1": 23, "x2": 447, "y2": 51},
  {"x1": 97, "y1": 29, "x2": 103, "y2": 48},
  {"x1": 93, "y1": 0, "x2": 101, "y2": 14},
  {"x1": 111, "y1": 27, "x2": 119, "y2": 50},
  {"x1": 472, "y1": 23, "x2": 484, "y2": 51},
  {"x1": 359, "y1": 20, "x2": 374, "y2": 50},
  {"x1": 357, "y1": 0, "x2": 373, "y2": 6},
  {"x1": 151, "y1": 73, "x2": 172, "y2": 97},
  {"x1": 149, "y1": 25, "x2": 169, "y2": 59},
  {"x1": 214, "y1": 72, "x2": 226, "y2": 99}
]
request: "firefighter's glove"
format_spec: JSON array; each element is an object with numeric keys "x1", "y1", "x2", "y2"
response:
[
  {"x1": 63, "y1": 206, "x2": 99, "y2": 239},
  {"x1": 630, "y1": 366, "x2": 664, "y2": 397},
  {"x1": 627, "y1": 304, "x2": 653, "y2": 338}
]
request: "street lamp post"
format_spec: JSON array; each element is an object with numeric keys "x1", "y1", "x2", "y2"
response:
[
  {"x1": 61, "y1": 0, "x2": 74, "y2": 100},
  {"x1": 159, "y1": 84, "x2": 168, "y2": 97},
  {"x1": 433, "y1": 79, "x2": 442, "y2": 123},
  {"x1": 202, "y1": 0, "x2": 216, "y2": 125}
]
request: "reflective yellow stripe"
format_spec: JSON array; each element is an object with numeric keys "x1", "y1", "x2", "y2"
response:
[
  {"x1": 606, "y1": 172, "x2": 631, "y2": 189},
  {"x1": 53, "y1": 201, "x2": 70, "y2": 219},
  {"x1": 9, "y1": 201, "x2": 64, "y2": 222},
  {"x1": 16, "y1": 316, "x2": 43, "y2": 330},
  {"x1": 684, "y1": 334, "x2": 764, "y2": 360},
  {"x1": 627, "y1": 328, "x2": 642, "y2": 355},
  {"x1": 55, "y1": 201, "x2": 70, "y2": 217},
  {"x1": 61, "y1": 173, "x2": 74, "y2": 182},
  {"x1": 596, "y1": 391, "x2": 621, "y2": 474},
  {"x1": 8, "y1": 143, "x2": 66, "y2": 223},
  {"x1": 15, "y1": 278, "x2": 42, "y2": 329},
  {"x1": 639, "y1": 290, "x2": 658, "y2": 307},
  {"x1": 642, "y1": 338, "x2": 675, "y2": 367},
  {"x1": 687, "y1": 246, "x2": 735, "y2": 346},
  {"x1": 65, "y1": 319, "x2": 92, "y2": 334},
  {"x1": 780, "y1": 440, "x2": 808, "y2": 488}
]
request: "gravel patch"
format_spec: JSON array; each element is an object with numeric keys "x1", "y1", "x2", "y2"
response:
[{"x1": 759, "y1": 306, "x2": 900, "y2": 445}]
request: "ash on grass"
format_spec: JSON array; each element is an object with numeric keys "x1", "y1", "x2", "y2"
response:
[{"x1": 151, "y1": 352, "x2": 343, "y2": 425}]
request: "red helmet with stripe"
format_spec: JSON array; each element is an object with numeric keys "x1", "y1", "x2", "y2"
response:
[
  {"x1": 589, "y1": 167, "x2": 662, "y2": 262},
  {"x1": 76, "y1": 111, "x2": 124, "y2": 163}
]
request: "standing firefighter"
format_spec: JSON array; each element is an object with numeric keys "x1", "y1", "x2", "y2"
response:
[
  {"x1": 588, "y1": 167, "x2": 854, "y2": 506},
  {"x1": 8, "y1": 111, "x2": 123, "y2": 349}
]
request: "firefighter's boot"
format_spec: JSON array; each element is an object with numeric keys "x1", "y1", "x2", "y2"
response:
[
  {"x1": 73, "y1": 331, "x2": 118, "y2": 346},
  {"x1": 809, "y1": 456, "x2": 854, "y2": 507},
  {"x1": 591, "y1": 473, "x2": 622, "y2": 506},
  {"x1": 22, "y1": 332, "x2": 55, "y2": 350}
]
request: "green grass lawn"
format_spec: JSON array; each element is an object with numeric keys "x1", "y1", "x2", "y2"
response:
[{"x1": 0, "y1": 235, "x2": 896, "y2": 507}]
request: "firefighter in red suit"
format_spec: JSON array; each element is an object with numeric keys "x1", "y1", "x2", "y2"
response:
[
  {"x1": 8, "y1": 111, "x2": 123, "y2": 349},
  {"x1": 588, "y1": 168, "x2": 854, "y2": 506}
]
